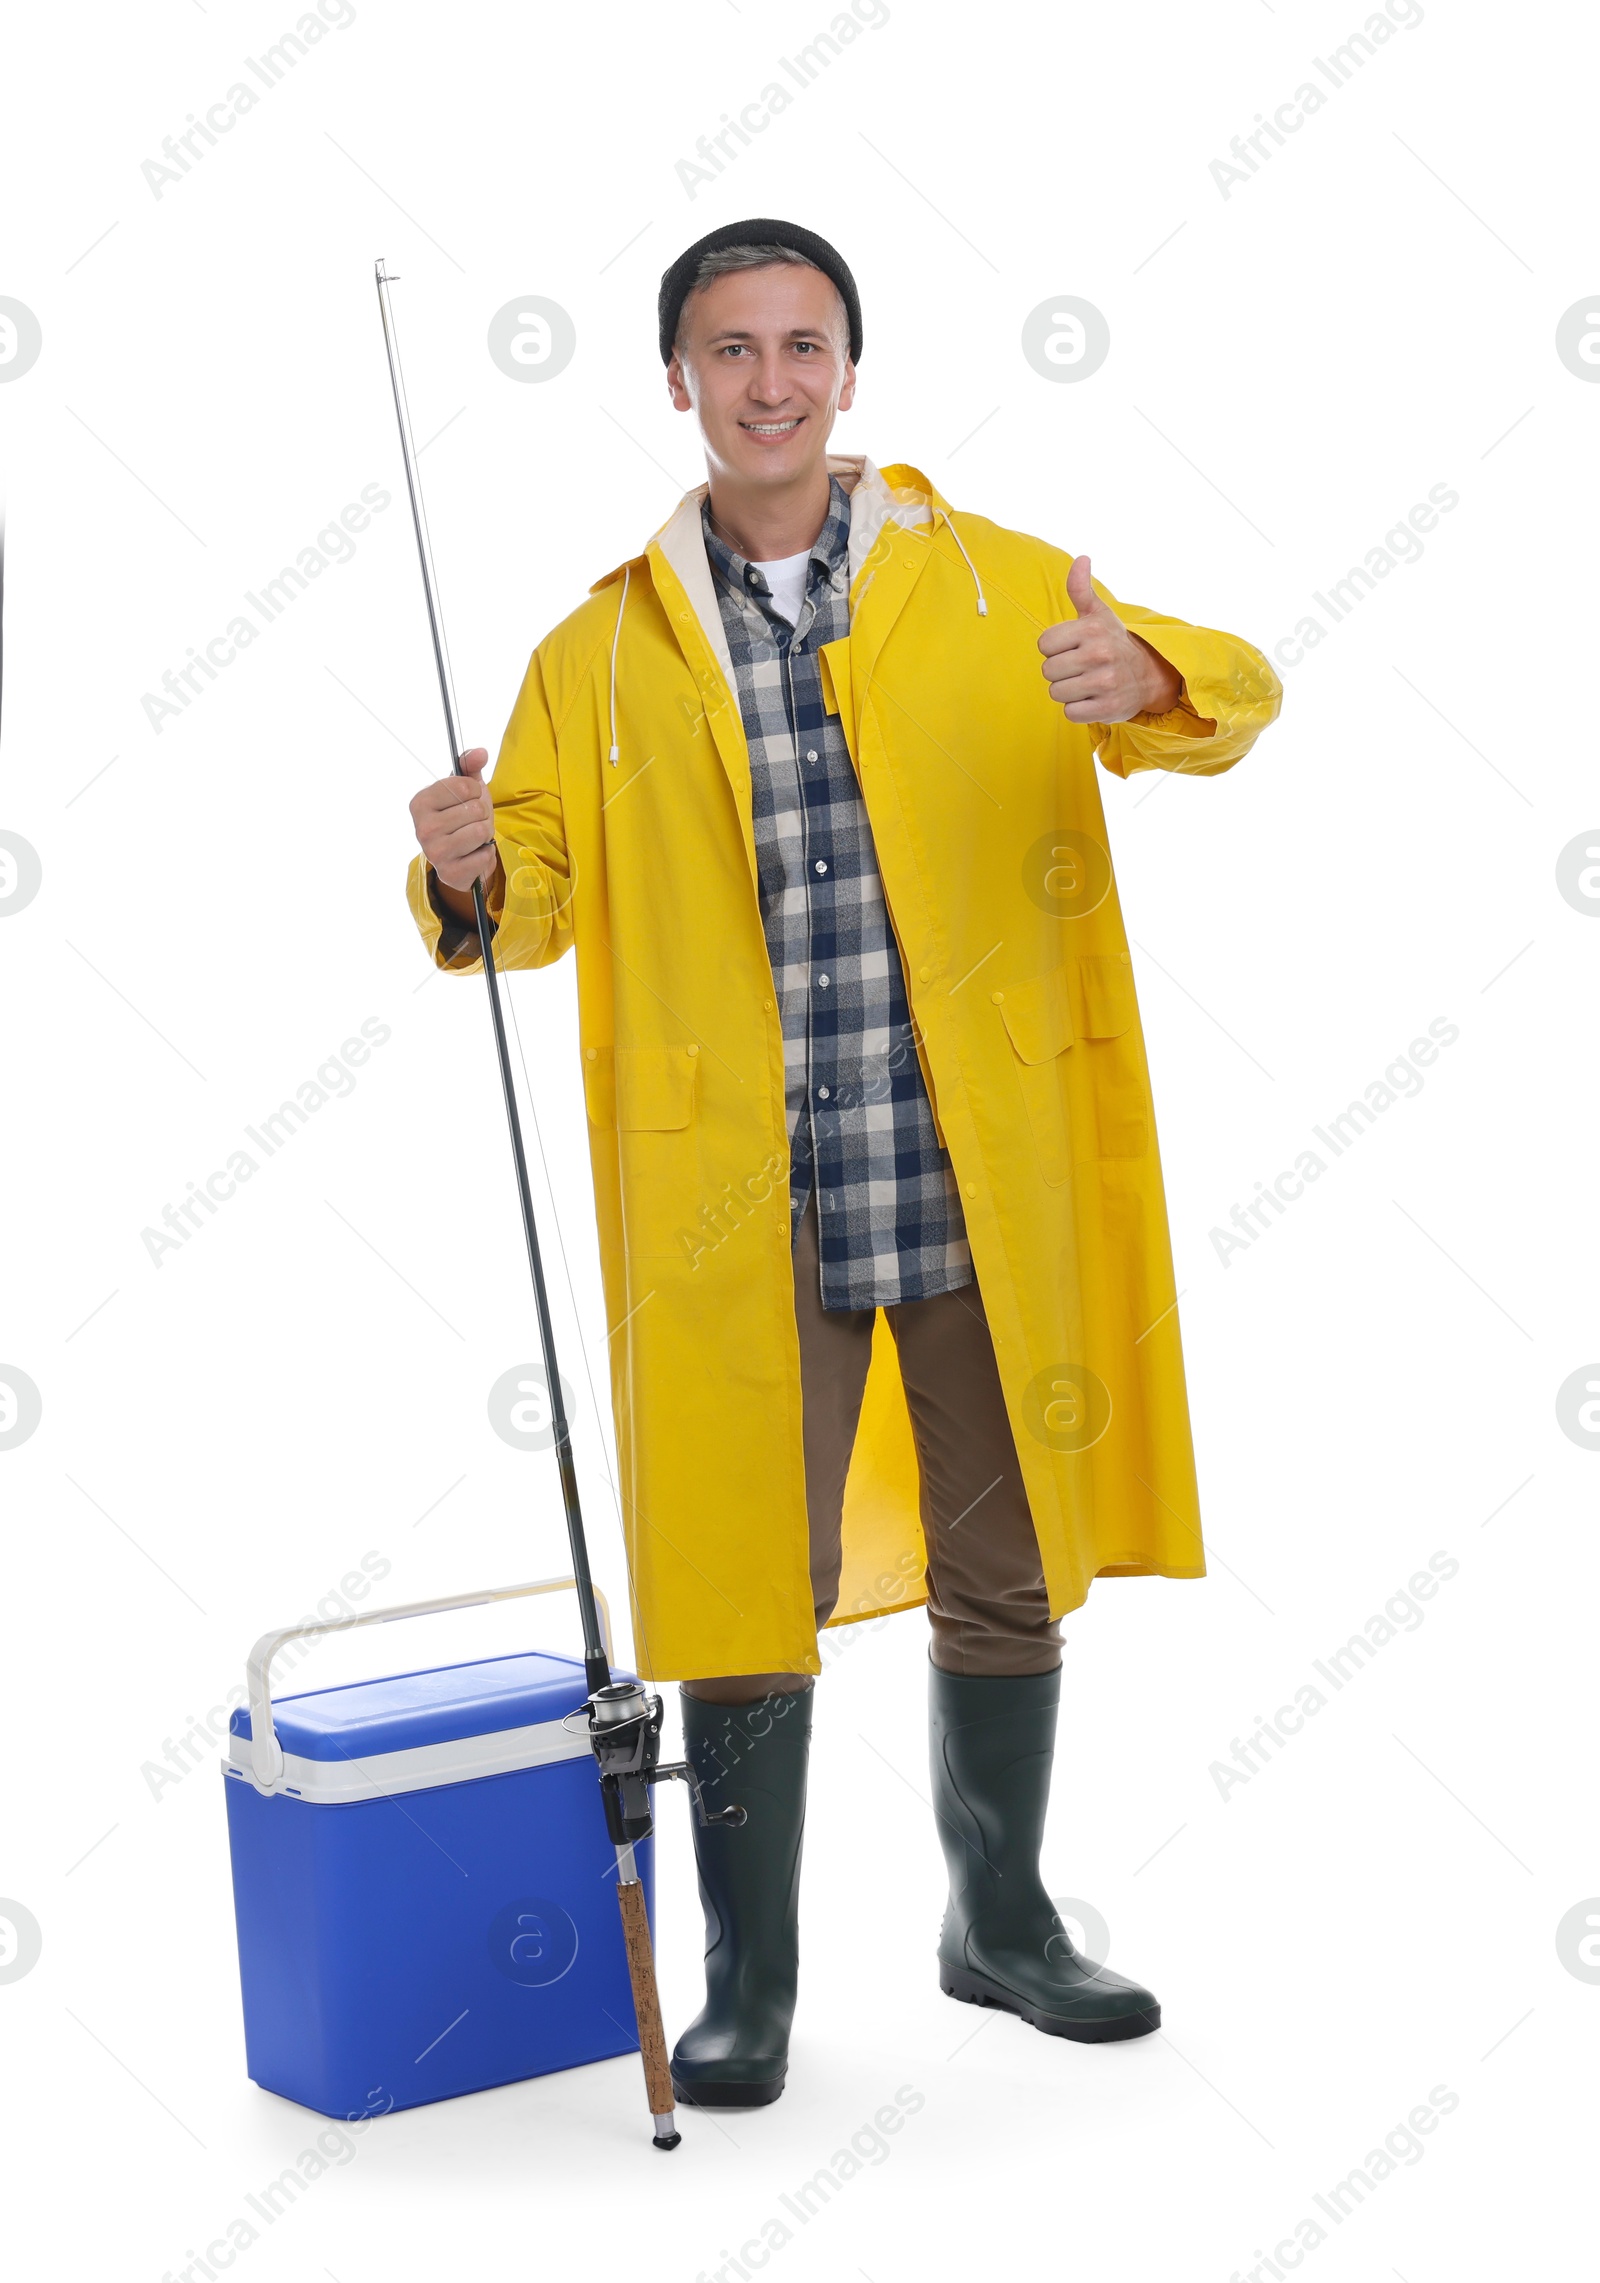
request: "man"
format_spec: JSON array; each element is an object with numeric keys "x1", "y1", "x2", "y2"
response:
[{"x1": 408, "y1": 218, "x2": 1281, "y2": 2109}]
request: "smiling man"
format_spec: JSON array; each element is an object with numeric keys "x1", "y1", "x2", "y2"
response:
[{"x1": 408, "y1": 217, "x2": 1281, "y2": 2108}]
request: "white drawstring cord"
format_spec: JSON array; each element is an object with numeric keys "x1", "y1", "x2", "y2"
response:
[
  {"x1": 940, "y1": 509, "x2": 988, "y2": 616},
  {"x1": 607, "y1": 561, "x2": 631, "y2": 764}
]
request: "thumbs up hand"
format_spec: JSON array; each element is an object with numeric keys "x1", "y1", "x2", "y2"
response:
[{"x1": 1038, "y1": 555, "x2": 1183, "y2": 724}]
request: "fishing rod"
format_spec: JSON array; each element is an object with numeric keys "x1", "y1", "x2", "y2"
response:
[{"x1": 371, "y1": 257, "x2": 741, "y2": 2154}]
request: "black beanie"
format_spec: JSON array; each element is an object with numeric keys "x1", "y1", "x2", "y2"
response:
[{"x1": 658, "y1": 218, "x2": 862, "y2": 366}]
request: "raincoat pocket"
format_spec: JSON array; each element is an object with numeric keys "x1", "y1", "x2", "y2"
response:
[
  {"x1": 1070, "y1": 955, "x2": 1147, "y2": 1159},
  {"x1": 615, "y1": 1044, "x2": 698, "y2": 1130},
  {"x1": 998, "y1": 969, "x2": 1075, "y2": 1187},
  {"x1": 1000, "y1": 957, "x2": 1147, "y2": 1176},
  {"x1": 585, "y1": 1045, "x2": 705, "y2": 1258}
]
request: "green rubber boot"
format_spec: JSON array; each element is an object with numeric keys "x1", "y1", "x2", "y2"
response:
[
  {"x1": 669, "y1": 1682, "x2": 812, "y2": 2107},
  {"x1": 929, "y1": 1662, "x2": 1160, "y2": 2042}
]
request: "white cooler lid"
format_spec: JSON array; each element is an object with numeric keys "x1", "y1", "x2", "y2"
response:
[{"x1": 225, "y1": 1650, "x2": 598, "y2": 1804}]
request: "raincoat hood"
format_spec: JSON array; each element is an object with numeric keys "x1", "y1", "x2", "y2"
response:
[{"x1": 589, "y1": 455, "x2": 987, "y2": 765}]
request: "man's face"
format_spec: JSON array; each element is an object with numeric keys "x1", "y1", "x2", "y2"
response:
[{"x1": 667, "y1": 264, "x2": 856, "y2": 488}]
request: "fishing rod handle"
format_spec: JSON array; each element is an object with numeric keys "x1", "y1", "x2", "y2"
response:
[{"x1": 615, "y1": 1878, "x2": 681, "y2": 2150}]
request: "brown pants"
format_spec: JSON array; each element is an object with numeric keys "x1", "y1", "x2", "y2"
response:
[{"x1": 686, "y1": 1190, "x2": 1061, "y2": 1703}]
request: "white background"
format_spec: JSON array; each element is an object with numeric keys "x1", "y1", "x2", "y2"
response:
[{"x1": 1, "y1": 0, "x2": 1596, "y2": 2275}]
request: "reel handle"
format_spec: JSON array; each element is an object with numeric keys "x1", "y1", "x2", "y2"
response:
[{"x1": 654, "y1": 1760, "x2": 747, "y2": 1828}]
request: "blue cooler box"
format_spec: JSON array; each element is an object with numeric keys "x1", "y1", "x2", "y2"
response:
[{"x1": 222, "y1": 1577, "x2": 652, "y2": 2120}]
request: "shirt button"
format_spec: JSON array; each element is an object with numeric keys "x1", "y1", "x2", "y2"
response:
[
  {"x1": 818, "y1": 1086, "x2": 831, "y2": 1100},
  {"x1": 805, "y1": 749, "x2": 818, "y2": 763},
  {"x1": 817, "y1": 974, "x2": 830, "y2": 989},
  {"x1": 814, "y1": 860, "x2": 828, "y2": 875}
]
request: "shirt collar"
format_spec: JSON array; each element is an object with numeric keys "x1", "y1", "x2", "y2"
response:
[{"x1": 701, "y1": 472, "x2": 852, "y2": 607}]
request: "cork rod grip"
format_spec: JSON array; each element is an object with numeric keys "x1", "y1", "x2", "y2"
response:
[{"x1": 616, "y1": 1878, "x2": 675, "y2": 2116}]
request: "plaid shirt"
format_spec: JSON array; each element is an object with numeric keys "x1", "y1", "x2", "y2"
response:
[{"x1": 702, "y1": 475, "x2": 972, "y2": 1311}]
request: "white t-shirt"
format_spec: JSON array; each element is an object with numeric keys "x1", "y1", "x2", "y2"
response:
[{"x1": 753, "y1": 548, "x2": 811, "y2": 629}]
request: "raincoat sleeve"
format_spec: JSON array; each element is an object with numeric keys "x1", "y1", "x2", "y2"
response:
[
  {"x1": 1080, "y1": 570, "x2": 1283, "y2": 781},
  {"x1": 406, "y1": 643, "x2": 574, "y2": 974}
]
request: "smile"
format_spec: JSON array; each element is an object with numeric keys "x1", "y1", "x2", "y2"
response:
[{"x1": 740, "y1": 418, "x2": 803, "y2": 436}]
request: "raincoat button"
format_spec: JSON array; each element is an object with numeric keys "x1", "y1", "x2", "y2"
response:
[
  {"x1": 991, "y1": 990, "x2": 1004, "y2": 1004},
  {"x1": 764, "y1": 997, "x2": 774, "y2": 1011},
  {"x1": 918, "y1": 965, "x2": 931, "y2": 982},
  {"x1": 964, "y1": 1182, "x2": 977, "y2": 1198},
  {"x1": 686, "y1": 1043, "x2": 699, "y2": 1056},
  {"x1": 585, "y1": 1048, "x2": 597, "y2": 1061}
]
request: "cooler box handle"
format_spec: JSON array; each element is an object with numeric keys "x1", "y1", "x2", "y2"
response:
[{"x1": 244, "y1": 1576, "x2": 613, "y2": 1792}]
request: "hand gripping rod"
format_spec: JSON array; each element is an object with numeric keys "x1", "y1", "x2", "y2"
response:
[{"x1": 371, "y1": 257, "x2": 699, "y2": 2151}]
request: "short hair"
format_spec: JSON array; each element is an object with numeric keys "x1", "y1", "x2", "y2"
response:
[{"x1": 672, "y1": 242, "x2": 850, "y2": 361}]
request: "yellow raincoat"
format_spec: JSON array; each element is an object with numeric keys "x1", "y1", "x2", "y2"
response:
[{"x1": 408, "y1": 455, "x2": 1281, "y2": 1680}]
